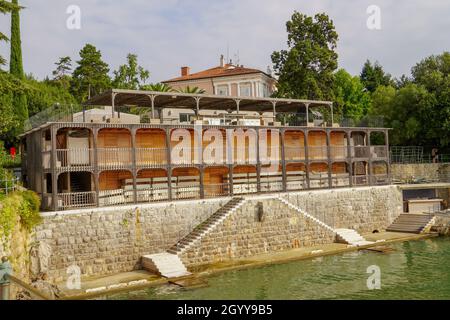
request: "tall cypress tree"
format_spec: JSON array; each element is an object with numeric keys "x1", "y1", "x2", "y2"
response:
[{"x1": 10, "y1": 0, "x2": 28, "y2": 132}]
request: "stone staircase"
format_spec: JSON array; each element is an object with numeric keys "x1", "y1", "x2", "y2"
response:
[
  {"x1": 167, "y1": 197, "x2": 245, "y2": 255},
  {"x1": 335, "y1": 229, "x2": 373, "y2": 246},
  {"x1": 386, "y1": 213, "x2": 436, "y2": 234},
  {"x1": 141, "y1": 252, "x2": 191, "y2": 278},
  {"x1": 278, "y1": 197, "x2": 373, "y2": 246}
]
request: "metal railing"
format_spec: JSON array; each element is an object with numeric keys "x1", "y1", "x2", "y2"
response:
[
  {"x1": 171, "y1": 185, "x2": 201, "y2": 200},
  {"x1": 98, "y1": 189, "x2": 134, "y2": 206},
  {"x1": 98, "y1": 148, "x2": 133, "y2": 168},
  {"x1": 57, "y1": 191, "x2": 96, "y2": 210},
  {"x1": 308, "y1": 146, "x2": 328, "y2": 160},
  {"x1": 284, "y1": 147, "x2": 306, "y2": 161},
  {"x1": 330, "y1": 146, "x2": 348, "y2": 160},
  {"x1": 136, "y1": 148, "x2": 167, "y2": 166},
  {"x1": 0, "y1": 177, "x2": 19, "y2": 195},
  {"x1": 56, "y1": 149, "x2": 93, "y2": 168},
  {"x1": 352, "y1": 175, "x2": 369, "y2": 186},
  {"x1": 136, "y1": 186, "x2": 169, "y2": 202},
  {"x1": 204, "y1": 183, "x2": 230, "y2": 198},
  {"x1": 233, "y1": 183, "x2": 258, "y2": 194}
]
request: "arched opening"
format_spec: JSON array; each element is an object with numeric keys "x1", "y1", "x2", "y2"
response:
[
  {"x1": 55, "y1": 128, "x2": 94, "y2": 169},
  {"x1": 308, "y1": 131, "x2": 327, "y2": 160},
  {"x1": 98, "y1": 169, "x2": 134, "y2": 206},
  {"x1": 331, "y1": 162, "x2": 350, "y2": 187},
  {"x1": 309, "y1": 162, "x2": 329, "y2": 188},
  {"x1": 330, "y1": 131, "x2": 348, "y2": 160},
  {"x1": 203, "y1": 128, "x2": 226, "y2": 165},
  {"x1": 260, "y1": 164, "x2": 283, "y2": 192},
  {"x1": 352, "y1": 161, "x2": 368, "y2": 186},
  {"x1": 371, "y1": 161, "x2": 389, "y2": 185},
  {"x1": 98, "y1": 128, "x2": 132, "y2": 168},
  {"x1": 136, "y1": 168, "x2": 169, "y2": 202},
  {"x1": 172, "y1": 167, "x2": 201, "y2": 200},
  {"x1": 204, "y1": 166, "x2": 230, "y2": 198},
  {"x1": 233, "y1": 165, "x2": 257, "y2": 194},
  {"x1": 259, "y1": 128, "x2": 282, "y2": 164},
  {"x1": 284, "y1": 130, "x2": 305, "y2": 161},
  {"x1": 136, "y1": 128, "x2": 167, "y2": 166},
  {"x1": 351, "y1": 131, "x2": 369, "y2": 158},
  {"x1": 369, "y1": 131, "x2": 388, "y2": 159},
  {"x1": 286, "y1": 163, "x2": 307, "y2": 191},
  {"x1": 56, "y1": 171, "x2": 95, "y2": 209}
]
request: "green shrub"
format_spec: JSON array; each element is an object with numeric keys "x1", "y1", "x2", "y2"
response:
[{"x1": 0, "y1": 190, "x2": 42, "y2": 240}]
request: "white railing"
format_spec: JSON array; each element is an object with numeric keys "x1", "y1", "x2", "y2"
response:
[
  {"x1": 98, "y1": 148, "x2": 132, "y2": 167},
  {"x1": 260, "y1": 181, "x2": 283, "y2": 192},
  {"x1": 56, "y1": 149, "x2": 93, "y2": 168},
  {"x1": 371, "y1": 146, "x2": 388, "y2": 158},
  {"x1": 172, "y1": 185, "x2": 200, "y2": 200},
  {"x1": 309, "y1": 173, "x2": 330, "y2": 188},
  {"x1": 57, "y1": 192, "x2": 96, "y2": 210},
  {"x1": 136, "y1": 148, "x2": 167, "y2": 166},
  {"x1": 98, "y1": 189, "x2": 134, "y2": 206},
  {"x1": 233, "y1": 183, "x2": 258, "y2": 194},
  {"x1": 136, "y1": 186, "x2": 169, "y2": 202}
]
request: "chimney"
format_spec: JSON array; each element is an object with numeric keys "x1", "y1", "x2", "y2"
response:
[
  {"x1": 220, "y1": 54, "x2": 224, "y2": 67},
  {"x1": 181, "y1": 66, "x2": 190, "y2": 76}
]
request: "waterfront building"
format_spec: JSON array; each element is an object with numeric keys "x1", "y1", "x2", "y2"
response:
[{"x1": 20, "y1": 89, "x2": 390, "y2": 211}]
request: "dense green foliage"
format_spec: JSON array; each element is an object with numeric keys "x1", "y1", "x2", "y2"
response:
[
  {"x1": 0, "y1": 0, "x2": 19, "y2": 65},
  {"x1": 70, "y1": 44, "x2": 111, "y2": 102},
  {"x1": 360, "y1": 60, "x2": 394, "y2": 93},
  {"x1": 112, "y1": 53, "x2": 150, "y2": 89},
  {"x1": 176, "y1": 86, "x2": 205, "y2": 94},
  {"x1": 9, "y1": 0, "x2": 28, "y2": 134},
  {"x1": 0, "y1": 190, "x2": 42, "y2": 240},
  {"x1": 271, "y1": 12, "x2": 338, "y2": 100}
]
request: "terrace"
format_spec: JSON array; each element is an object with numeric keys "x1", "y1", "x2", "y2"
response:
[{"x1": 20, "y1": 89, "x2": 391, "y2": 211}]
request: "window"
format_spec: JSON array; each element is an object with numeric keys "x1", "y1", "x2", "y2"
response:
[
  {"x1": 216, "y1": 85, "x2": 228, "y2": 96},
  {"x1": 179, "y1": 113, "x2": 192, "y2": 123},
  {"x1": 239, "y1": 83, "x2": 252, "y2": 97}
]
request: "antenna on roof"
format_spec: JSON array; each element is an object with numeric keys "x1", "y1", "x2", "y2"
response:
[{"x1": 226, "y1": 42, "x2": 229, "y2": 64}]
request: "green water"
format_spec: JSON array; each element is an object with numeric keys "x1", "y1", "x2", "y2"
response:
[{"x1": 110, "y1": 237, "x2": 450, "y2": 300}]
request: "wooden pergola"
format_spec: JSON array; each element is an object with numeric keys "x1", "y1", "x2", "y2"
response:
[{"x1": 84, "y1": 89, "x2": 335, "y2": 123}]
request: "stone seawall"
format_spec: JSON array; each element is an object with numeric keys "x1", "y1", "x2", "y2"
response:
[
  {"x1": 432, "y1": 214, "x2": 450, "y2": 235},
  {"x1": 391, "y1": 163, "x2": 450, "y2": 182},
  {"x1": 34, "y1": 198, "x2": 229, "y2": 282},
  {"x1": 285, "y1": 186, "x2": 402, "y2": 234},
  {"x1": 179, "y1": 198, "x2": 336, "y2": 267},
  {"x1": 33, "y1": 186, "x2": 402, "y2": 282}
]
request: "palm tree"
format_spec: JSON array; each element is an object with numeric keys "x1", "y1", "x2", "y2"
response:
[
  {"x1": 0, "y1": 0, "x2": 20, "y2": 65},
  {"x1": 177, "y1": 86, "x2": 206, "y2": 94},
  {"x1": 141, "y1": 83, "x2": 173, "y2": 92}
]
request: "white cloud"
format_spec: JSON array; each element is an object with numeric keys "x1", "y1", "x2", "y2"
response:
[{"x1": 0, "y1": 0, "x2": 448, "y2": 81}]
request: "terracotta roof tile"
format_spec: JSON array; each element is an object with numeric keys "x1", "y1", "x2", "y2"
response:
[{"x1": 162, "y1": 64, "x2": 270, "y2": 82}]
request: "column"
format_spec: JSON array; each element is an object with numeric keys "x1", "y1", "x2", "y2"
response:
[
  {"x1": 93, "y1": 127, "x2": 100, "y2": 207},
  {"x1": 367, "y1": 130, "x2": 373, "y2": 185},
  {"x1": 165, "y1": 128, "x2": 173, "y2": 201},
  {"x1": 326, "y1": 130, "x2": 332, "y2": 188},
  {"x1": 256, "y1": 129, "x2": 261, "y2": 193},
  {"x1": 346, "y1": 130, "x2": 353, "y2": 187},
  {"x1": 50, "y1": 125, "x2": 58, "y2": 211},
  {"x1": 280, "y1": 129, "x2": 287, "y2": 192},
  {"x1": 131, "y1": 127, "x2": 137, "y2": 204},
  {"x1": 226, "y1": 129, "x2": 234, "y2": 196},
  {"x1": 385, "y1": 130, "x2": 391, "y2": 184},
  {"x1": 304, "y1": 129, "x2": 311, "y2": 189}
]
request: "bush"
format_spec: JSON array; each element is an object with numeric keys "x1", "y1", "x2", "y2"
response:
[{"x1": 0, "y1": 190, "x2": 42, "y2": 240}]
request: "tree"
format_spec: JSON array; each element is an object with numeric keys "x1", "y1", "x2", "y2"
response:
[
  {"x1": 52, "y1": 56, "x2": 72, "y2": 90},
  {"x1": 271, "y1": 12, "x2": 338, "y2": 100},
  {"x1": 112, "y1": 53, "x2": 149, "y2": 90},
  {"x1": 70, "y1": 44, "x2": 111, "y2": 102},
  {"x1": 360, "y1": 60, "x2": 393, "y2": 93},
  {"x1": 9, "y1": 0, "x2": 28, "y2": 132},
  {"x1": 176, "y1": 86, "x2": 205, "y2": 94},
  {"x1": 141, "y1": 83, "x2": 173, "y2": 92},
  {"x1": 333, "y1": 69, "x2": 371, "y2": 121},
  {"x1": 0, "y1": 0, "x2": 19, "y2": 66}
]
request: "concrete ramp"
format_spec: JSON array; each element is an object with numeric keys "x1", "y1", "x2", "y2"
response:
[
  {"x1": 142, "y1": 253, "x2": 191, "y2": 278},
  {"x1": 335, "y1": 228, "x2": 373, "y2": 246}
]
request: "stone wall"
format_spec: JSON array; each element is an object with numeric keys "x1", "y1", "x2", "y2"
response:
[
  {"x1": 179, "y1": 198, "x2": 336, "y2": 267},
  {"x1": 33, "y1": 186, "x2": 402, "y2": 282},
  {"x1": 432, "y1": 214, "x2": 450, "y2": 235},
  {"x1": 391, "y1": 163, "x2": 450, "y2": 182},
  {"x1": 284, "y1": 185, "x2": 402, "y2": 234},
  {"x1": 34, "y1": 198, "x2": 229, "y2": 282}
]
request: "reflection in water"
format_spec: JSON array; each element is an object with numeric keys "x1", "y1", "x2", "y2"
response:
[{"x1": 110, "y1": 238, "x2": 450, "y2": 300}]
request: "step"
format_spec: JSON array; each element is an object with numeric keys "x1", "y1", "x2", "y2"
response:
[{"x1": 142, "y1": 253, "x2": 191, "y2": 278}]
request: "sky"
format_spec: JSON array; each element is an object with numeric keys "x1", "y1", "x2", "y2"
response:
[{"x1": 0, "y1": 0, "x2": 449, "y2": 82}]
